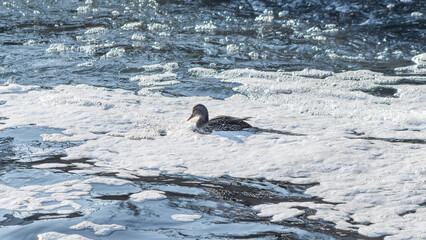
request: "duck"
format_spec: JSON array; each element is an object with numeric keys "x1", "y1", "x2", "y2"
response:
[{"x1": 187, "y1": 104, "x2": 252, "y2": 133}]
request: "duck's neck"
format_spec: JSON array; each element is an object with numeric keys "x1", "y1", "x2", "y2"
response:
[{"x1": 196, "y1": 113, "x2": 209, "y2": 128}]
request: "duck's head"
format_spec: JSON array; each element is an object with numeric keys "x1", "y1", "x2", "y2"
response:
[{"x1": 187, "y1": 104, "x2": 209, "y2": 121}]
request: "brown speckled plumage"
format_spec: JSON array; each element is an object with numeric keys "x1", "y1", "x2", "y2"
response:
[{"x1": 187, "y1": 104, "x2": 252, "y2": 133}]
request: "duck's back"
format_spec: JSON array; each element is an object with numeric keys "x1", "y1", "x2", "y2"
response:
[{"x1": 204, "y1": 116, "x2": 252, "y2": 132}]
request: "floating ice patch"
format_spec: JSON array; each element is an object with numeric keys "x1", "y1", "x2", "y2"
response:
[
  {"x1": 171, "y1": 214, "x2": 202, "y2": 222},
  {"x1": 70, "y1": 221, "x2": 126, "y2": 236},
  {"x1": 130, "y1": 190, "x2": 167, "y2": 203}
]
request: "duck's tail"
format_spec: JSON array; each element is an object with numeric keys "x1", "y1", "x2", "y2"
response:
[{"x1": 246, "y1": 127, "x2": 307, "y2": 136}]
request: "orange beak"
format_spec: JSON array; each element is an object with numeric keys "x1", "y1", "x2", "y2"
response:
[{"x1": 187, "y1": 113, "x2": 195, "y2": 121}]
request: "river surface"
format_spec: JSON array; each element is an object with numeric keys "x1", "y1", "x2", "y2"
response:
[{"x1": 0, "y1": 1, "x2": 425, "y2": 239}]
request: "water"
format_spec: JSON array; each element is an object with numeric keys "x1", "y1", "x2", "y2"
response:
[
  {"x1": 1, "y1": 0, "x2": 424, "y2": 89},
  {"x1": 1, "y1": 1, "x2": 425, "y2": 239}
]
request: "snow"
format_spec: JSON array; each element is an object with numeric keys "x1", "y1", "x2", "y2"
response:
[
  {"x1": 70, "y1": 221, "x2": 126, "y2": 235},
  {"x1": 1, "y1": 58, "x2": 425, "y2": 238},
  {"x1": 171, "y1": 214, "x2": 202, "y2": 222},
  {"x1": 130, "y1": 190, "x2": 167, "y2": 203}
]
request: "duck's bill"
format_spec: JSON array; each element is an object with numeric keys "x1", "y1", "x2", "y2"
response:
[{"x1": 187, "y1": 114, "x2": 195, "y2": 121}]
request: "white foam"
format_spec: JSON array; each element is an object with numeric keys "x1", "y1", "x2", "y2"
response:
[
  {"x1": 83, "y1": 177, "x2": 132, "y2": 186},
  {"x1": 411, "y1": 12, "x2": 423, "y2": 18},
  {"x1": 101, "y1": 48, "x2": 125, "y2": 59},
  {"x1": 23, "y1": 39, "x2": 37, "y2": 46},
  {"x1": 394, "y1": 53, "x2": 426, "y2": 74},
  {"x1": 46, "y1": 44, "x2": 68, "y2": 53},
  {"x1": 0, "y1": 83, "x2": 39, "y2": 93},
  {"x1": 77, "y1": 61, "x2": 94, "y2": 67},
  {"x1": 0, "y1": 180, "x2": 88, "y2": 212},
  {"x1": 84, "y1": 27, "x2": 106, "y2": 35},
  {"x1": 32, "y1": 163, "x2": 69, "y2": 169},
  {"x1": 0, "y1": 177, "x2": 131, "y2": 213},
  {"x1": 121, "y1": 22, "x2": 142, "y2": 30},
  {"x1": 171, "y1": 214, "x2": 202, "y2": 222},
  {"x1": 188, "y1": 67, "x2": 218, "y2": 77},
  {"x1": 38, "y1": 232, "x2": 93, "y2": 240},
  {"x1": 255, "y1": 10, "x2": 274, "y2": 22},
  {"x1": 140, "y1": 62, "x2": 178, "y2": 72},
  {"x1": 1, "y1": 58, "x2": 425, "y2": 239},
  {"x1": 147, "y1": 23, "x2": 168, "y2": 31},
  {"x1": 226, "y1": 44, "x2": 239, "y2": 54},
  {"x1": 77, "y1": 6, "x2": 90, "y2": 14},
  {"x1": 70, "y1": 221, "x2": 126, "y2": 236},
  {"x1": 130, "y1": 73, "x2": 179, "y2": 86},
  {"x1": 130, "y1": 190, "x2": 167, "y2": 202},
  {"x1": 131, "y1": 33, "x2": 146, "y2": 41},
  {"x1": 195, "y1": 23, "x2": 217, "y2": 32}
]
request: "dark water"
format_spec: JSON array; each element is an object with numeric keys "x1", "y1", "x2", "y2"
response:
[{"x1": 1, "y1": 0, "x2": 424, "y2": 90}]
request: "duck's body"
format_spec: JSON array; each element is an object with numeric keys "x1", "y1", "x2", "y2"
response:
[{"x1": 187, "y1": 104, "x2": 252, "y2": 133}]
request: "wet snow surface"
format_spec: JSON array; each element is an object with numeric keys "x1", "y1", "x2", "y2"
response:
[{"x1": 1, "y1": 0, "x2": 425, "y2": 239}]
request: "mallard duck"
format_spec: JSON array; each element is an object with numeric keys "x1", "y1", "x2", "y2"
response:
[{"x1": 187, "y1": 104, "x2": 252, "y2": 133}]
